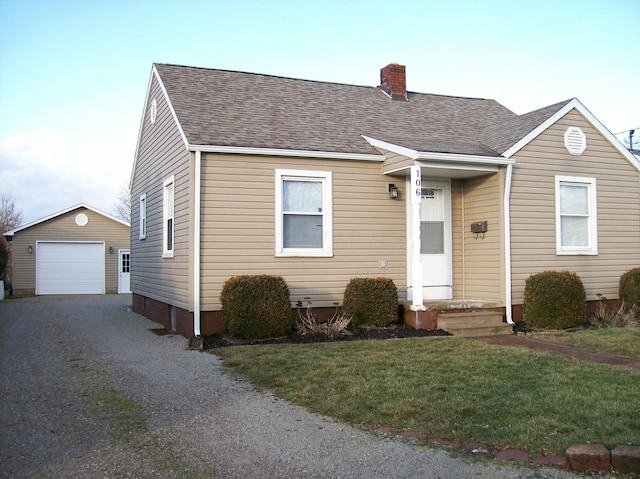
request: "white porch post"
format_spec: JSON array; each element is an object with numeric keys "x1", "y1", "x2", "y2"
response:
[{"x1": 410, "y1": 165, "x2": 425, "y2": 310}]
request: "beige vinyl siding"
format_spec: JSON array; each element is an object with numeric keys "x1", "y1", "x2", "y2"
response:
[
  {"x1": 200, "y1": 153, "x2": 405, "y2": 309},
  {"x1": 382, "y1": 153, "x2": 414, "y2": 174},
  {"x1": 510, "y1": 109, "x2": 640, "y2": 304},
  {"x1": 457, "y1": 172, "x2": 504, "y2": 302},
  {"x1": 10, "y1": 208, "x2": 129, "y2": 294},
  {"x1": 130, "y1": 73, "x2": 192, "y2": 310}
]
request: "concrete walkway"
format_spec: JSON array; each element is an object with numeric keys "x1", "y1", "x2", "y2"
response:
[{"x1": 478, "y1": 334, "x2": 640, "y2": 371}]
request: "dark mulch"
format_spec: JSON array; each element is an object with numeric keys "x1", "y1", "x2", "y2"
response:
[{"x1": 203, "y1": 325, "x2": 450, "y2": 349}]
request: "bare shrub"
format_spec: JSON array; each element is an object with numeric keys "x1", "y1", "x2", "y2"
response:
[
  {"x1": 585, "y1": 294, "x2": 639, "y2": 328},
  {"x1": 296, "y1": 298, "x2": 352, "y2": 337}
]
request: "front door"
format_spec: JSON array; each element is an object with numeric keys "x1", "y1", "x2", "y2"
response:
[
  {"x1": 420, "y1": 180, "x2": 452, "y2": 299},
  {"x1": 118, "y1": 250, "x2": 131, "y2": 294}
]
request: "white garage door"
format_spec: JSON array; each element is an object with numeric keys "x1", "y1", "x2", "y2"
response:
[{"x1": 36, "y1": 242, "x2": 105, "y2": 295}]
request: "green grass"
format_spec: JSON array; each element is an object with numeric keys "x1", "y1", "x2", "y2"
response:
[
  {"x1": 213, "y1": 337, "x2": 640, "y2": 457},
  {"x1": 530, "y1": 327, "x2": 640, "y2": 359}
]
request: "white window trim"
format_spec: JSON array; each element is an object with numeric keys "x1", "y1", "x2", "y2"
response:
[
  {"x1": 139, "y1": 193, "x2": 147, "y2": 240},
  {"x1": 275, "y1": 169, "x2": 333, "y2": 257},
  {"x1": 555, "y1": 175, "x2": 598, "y2": 255},
  {"x1": 163, "y1": 176, "x2": 175, "y2": 258}
]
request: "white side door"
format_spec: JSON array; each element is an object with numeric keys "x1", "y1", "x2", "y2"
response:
[
  {"x1": 118, "y1": 250, "x2": 131, "y2": 294},
  {"x1": 420, "y1": 180, "x2": 452, "y2": 299}
]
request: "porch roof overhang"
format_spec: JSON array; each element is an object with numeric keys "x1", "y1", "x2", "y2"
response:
[{"x1": 362, "y1": 135, "x2": 514, "y2": 178}]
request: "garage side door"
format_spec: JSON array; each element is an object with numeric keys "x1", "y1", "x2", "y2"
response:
[{"x1": 36, "y1": 242, "x2": 105, "y2": 295}]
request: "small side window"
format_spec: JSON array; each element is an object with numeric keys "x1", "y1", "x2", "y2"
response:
[
  {"x1": 163, "y1": 177, "x2": 175, "y2": 257},
  {"x1": 139, "y1": 193, "x2": 147, "y2": 240}
]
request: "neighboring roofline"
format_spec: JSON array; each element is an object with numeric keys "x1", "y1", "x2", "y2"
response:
[
  {"x1": 503, "y1": 98, "x2": 640, "y2": 171},
  {"x1": 190, "y1": 144, "x2": 383, "y2": 162},
  {"x1": 362, "y1": 135, "x2": 515, "y2": 166},
  {"x1": 5, "y1": 203, "x2": 130, "y2": 236},
  {"x1": 129, "y1": 65, "x2": 190, "y2": 191}
]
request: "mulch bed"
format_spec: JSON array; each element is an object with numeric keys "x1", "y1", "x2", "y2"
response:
[{"x1": 203, "y1": 325, "x2": 450, "y2": 349}]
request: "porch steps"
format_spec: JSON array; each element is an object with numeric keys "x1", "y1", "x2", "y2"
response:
[{"x1": 437, "y1": 310, "x2": 513, "y2": 337}]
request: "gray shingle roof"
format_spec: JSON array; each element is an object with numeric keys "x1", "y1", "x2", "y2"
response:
[
  {"x1": 478, "y1": 99, "x2": 573, "y2": 155},
  {"x1": 154, "y1": 64, "x2": 533, "y2": 157}
]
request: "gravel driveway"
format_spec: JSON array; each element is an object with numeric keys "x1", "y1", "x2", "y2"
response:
[{"x1": 0, "y1": 295, "x2": 594, "y2": 478}]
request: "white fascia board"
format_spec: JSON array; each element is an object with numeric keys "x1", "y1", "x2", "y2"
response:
[
  {"x1": 503, "y1": 98, "x2": 640, "y2": 171},
  {"x1": 191, "y1": 144, "x2": 383, "y2": 162},
  {"x1": 6, "y1": 203, "x2": 130, "y2": 236},
  {"x1": 417, "y1": 151, "x2": 515, "y2": 166},
  {"x1": 361, "y1": 135, "x2": 420, "y2": 159}
]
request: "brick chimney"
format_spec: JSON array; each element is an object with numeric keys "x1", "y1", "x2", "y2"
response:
[{"x1": 380, "y1": 63, "x2": 407, "y2": 101}]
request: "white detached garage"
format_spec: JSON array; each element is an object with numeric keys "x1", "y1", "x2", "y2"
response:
[{"x1": 5, "y1": 204, "x2": 130, "y2": 296}]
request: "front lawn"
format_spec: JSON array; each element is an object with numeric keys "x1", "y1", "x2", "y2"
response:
[
  {"x1": 529, "y1": 327, "x2": 640, "y2": 359},
  {"x1": 213, "y1": 337, "x2": 640, "y2": 458}
]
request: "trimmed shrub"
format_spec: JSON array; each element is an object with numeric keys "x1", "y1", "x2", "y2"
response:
[
  {"x1": 220, "y1": 275, "x2": 292, "y2": 339},
  {"x1": 343, "y1": 277, "x2": 398, "y2": 327},
  {"x1": 619, "y1": 267, "x2": 640, "y2": 311},
  {"x1": 523, "y1": 270, "x2": 586, "y2": 329}
]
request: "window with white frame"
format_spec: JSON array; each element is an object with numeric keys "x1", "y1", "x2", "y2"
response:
[
  {"x1": 139, "y1": 193, "x2": 147, "y2": 240},
  {"x1": 555, "y1": 176, "x2": 597, "y2": 255},
  {"x1": 163, "y1": 176, "x2": 175, "y2": 257},
  {"x1": 275, "y1": 169, "x2": 333, "y2": 257}
]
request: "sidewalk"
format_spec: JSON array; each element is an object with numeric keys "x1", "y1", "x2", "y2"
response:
[{"x1": 478, "y1": 334, "x2": 640, "y2": 371}]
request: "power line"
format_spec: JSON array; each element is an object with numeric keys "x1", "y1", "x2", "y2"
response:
[{"x1": 613, "y1": 127, "x2": 640, "y2": 135}]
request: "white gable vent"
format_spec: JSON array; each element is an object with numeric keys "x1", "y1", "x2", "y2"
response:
[{"x1": 564, "y1": 127, "x2": 586, "y2": 155}]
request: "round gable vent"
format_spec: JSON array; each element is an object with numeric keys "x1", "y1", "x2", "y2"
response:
[
  {"x1": 564, "y1": 127, "x2": 586, "y2": 156},
  {"x1": 75, "y1": 213, "x2": 89, "y2": 226}
]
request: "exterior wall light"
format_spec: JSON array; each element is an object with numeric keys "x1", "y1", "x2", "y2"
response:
[
  {"x1": 109, "y1": 246, "x2": 114, "y2": 254},
  {"x1": 388, "y1": 183, "x2": 399, "y2": 199},
  {"x1": 28, "y1": 245, "x2": 33, "y2": 253}
]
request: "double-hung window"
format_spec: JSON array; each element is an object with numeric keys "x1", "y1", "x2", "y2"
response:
[
  {"x1": 555, "y1": 176, "x2": 597, "y2": 255},
  {"x1": 139, "y1": 193, "x2": 147, "y2": 240},
  {"x1": 163, "y1": 176, "x2": 175, "y2": 257},
  {"x1": 275, "y1": 169, "x2": 332, "y2": 257}
]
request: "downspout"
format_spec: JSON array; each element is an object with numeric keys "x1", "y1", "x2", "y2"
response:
[
  {"x1": 503, "y1": 164, "x2": 514, "y2": 324},
  {"x1": 193, "y1": 150, "x2": 202, "y2": 338}
]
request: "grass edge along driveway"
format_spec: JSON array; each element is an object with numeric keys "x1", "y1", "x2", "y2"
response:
[{"x1": 212, "y1": 337, "x2": 640, "y2": 458}]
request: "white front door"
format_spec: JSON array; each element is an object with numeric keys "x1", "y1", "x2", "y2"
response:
[
  {"x1": 420, "y1": 180, "x2": 452, "y2": 299},
  {"x1": 118, "y1": 250, "x2": 131, "y2": 294}
]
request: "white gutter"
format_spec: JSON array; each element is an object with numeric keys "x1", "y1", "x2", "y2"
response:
[
  {"x1": 503, "y1": 163, "x2": 514, "y2": 324},
  {"x1": 190, "y1": 144, "x2": 382, "y2": 162},
  {"x1": 193, "y1": 150, "x2": 202, "y2": 338}
]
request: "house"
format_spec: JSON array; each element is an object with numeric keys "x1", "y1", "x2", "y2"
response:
[
  {"x1": 130, "y1": 62, "x2": 640, "y2": 338},
  {"x1": 4, "y1": 204, "x2": 131, "y2": 296}
]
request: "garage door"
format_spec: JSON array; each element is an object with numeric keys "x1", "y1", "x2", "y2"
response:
[{"x1": 36, "y1": 242, "x2": 105, "y2": 295}]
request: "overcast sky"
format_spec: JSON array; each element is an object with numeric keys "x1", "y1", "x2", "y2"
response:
[{"x1": 1, "y1": 0, "x2": 639, "y2": 225}]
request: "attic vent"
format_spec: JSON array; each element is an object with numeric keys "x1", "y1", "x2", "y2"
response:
[
  {"x1": 564, "y1": 127, "x2": 586, "y2": 155},
  {"x1": 75, "y1": 213, "x2": 88, "y2": 226},
  {"x1": 150, "y1": 98, "x2": 157, "y2": 124}
]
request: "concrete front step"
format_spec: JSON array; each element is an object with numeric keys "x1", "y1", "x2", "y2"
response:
[{"x1": 437, "y1": 311, "x2": 513, "y2": 337}]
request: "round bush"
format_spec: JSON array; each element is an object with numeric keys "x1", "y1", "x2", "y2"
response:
[
  {"x1": 343, "y1": 277, "x2": 398, "y2": 327},
  {"x1": 220, "y1": 275, "x2": 292, "y2": 339},
  {"x1": 523, "y1": 270, "x2": 586, "y2": 329},
  {"x1": 619, "y1": 267, "x2": 640, "y2": 311}
]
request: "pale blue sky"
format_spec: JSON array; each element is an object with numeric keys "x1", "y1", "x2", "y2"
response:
[{"x1": 1, "y1": 0, "x2": 638, "y2": 224}]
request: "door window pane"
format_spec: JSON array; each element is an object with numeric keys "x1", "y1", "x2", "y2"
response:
[{"x1": 421, "y1": 221, "x2": 445, "y2": 254}]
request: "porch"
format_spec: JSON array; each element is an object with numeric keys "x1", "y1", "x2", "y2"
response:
[{"x1": 403, "y1": 300, "x2": 513, "y2": 337}]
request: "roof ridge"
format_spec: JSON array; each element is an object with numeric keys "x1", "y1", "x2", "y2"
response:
[{"x1": 154, "y1": 63, "x2": 506, "y2": 103}]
